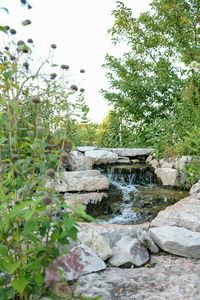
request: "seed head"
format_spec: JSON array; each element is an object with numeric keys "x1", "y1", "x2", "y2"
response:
[
  {"x1": 43, "y1": 196, "x2": 52, "y2": 205},
  {"x1": 22, "y1": 19, "x2": 32, "y2": 26},
  {"x1": 70, "y1": 84, "x2": 78, "y2": 92},
  {"x1": 27, "y1": 38, "x2": 33, "y2": 44},
  {"x1": 10, "y1": 29, "x2": 17, "y2": 35},
  {"x1": 80, "y1": 88, "x2": 85, "y2": 93},
  {"x1": 4, "y1": 46, "x2": 9, "y2": 51},
  {"x1": 17, "y1": 40, "x2": 25, "y2": 46},
  {"x1": 20, "y1": 0, "x2": 27, "y2": 4},
  {"x1": 10, "y1": 55, "x2": 16, "y2": 61},
  {"x1": 31, "y1": 95, "x2": 41, "y2": 104},
  {"x1": 22, "y1": 46, "x2": 29, "y2": 53},
  {"x1": 50, "y1": 73, "x2": 57, "y2": 80},
  {"x1": 23, "y1": 62, "x2": 29, "y2": 70},
  {"x1": 51, "y1": 44, "x2": 57, "y2": 49},
  {"x1": 28, "y1": 4, "x2": 32, "y2": 9},
  {"x1": 5, "y1": 26, "x2": 10, "y2": 31},
  {"x1": 11, "y1": 154, "x2": 19, "y2": 162},
  {"x1": 80, "y1": 69, "x2": 85, "y2": 73},
  {"x1": 61, "y1": 64, "x2": 69, "y2": 70},
  {"x1": 46, "y1": 169, "x2": 55, "y2": 178}
]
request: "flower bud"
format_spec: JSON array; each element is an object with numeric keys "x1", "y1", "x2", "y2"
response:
[{"x1": 31, "y1": 96, "x2": 41, "y2": 104}]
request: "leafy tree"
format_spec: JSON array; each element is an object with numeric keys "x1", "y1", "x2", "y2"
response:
[{"x1": 102, "y1": 0, "x2": 200, "y2": 148}]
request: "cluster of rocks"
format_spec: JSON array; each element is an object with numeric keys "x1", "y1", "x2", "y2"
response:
[
  {"x1": 147, "y1": 155, "x2": 200, "y2": 187},
  {"x1": 45, "y1": 180, "x2": 200, "y2": 298},
  {"x1": 46, "y1": 147, "x2": 154, "y2": 214}
]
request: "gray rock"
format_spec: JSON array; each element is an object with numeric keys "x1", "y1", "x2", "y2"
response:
[
  {"x1": 137, "y1": 227, "x2": 159, "y2": 254},
  {"x1": 64, "y1": 192, "x2": 108, "y2": 206},
  {"x1": 150, "y1": 225, "x2": 200, "y2": 258},
  {"x1": 77, "y1": 146, "x2": 98, "y2": 152},
  {"x1": 154, "y1": 167, "x2": 179, "y2": 186},
  {"x1": 190, "y1": 180, "x2": 200, "y2": 195},
  {"x1": 45, "y1": 244, "x2": 106, "y2": 283},
  {"x1": 109, "y1": 236, "x2": 149, "y2": 267},
  {"x1": 47, "y1": 170, "x2": 110, "y2": 192},
  {"x1": 79, "y1": 231, "x2": 113, "y2": 261},
  {"x1": 75, "y1": 255, "x2": 200, "y2": 300},
  {"x1": 103, "y1": 148, "x2": 154, "y2": 157},
  {"x1": 118, "y1": 156, "x2": 131, "y2": 164},
  {"x1": 85, "y1": 150, "x2": 118, "y2": 165},
  {"x1": 150, "y1": 196, "x2": 200, "y2": 232},
  {"x1": 69, "y1": 153, "x2": 94, "y2": 171}
]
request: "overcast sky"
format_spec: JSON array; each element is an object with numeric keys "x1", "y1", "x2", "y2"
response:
[{"x1": 1, "y1": 0, "x2": 151, "y2": 122}]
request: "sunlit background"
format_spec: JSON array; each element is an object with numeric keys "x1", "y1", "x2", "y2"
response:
[{"x1": 1, "y1": 0, "x2": 150, "y2": 122}]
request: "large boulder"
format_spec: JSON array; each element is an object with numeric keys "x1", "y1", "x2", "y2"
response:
[
  {"x1": 85, "y1": 150, "x2": 118, "y2": 165},
  {"x1": 150, "y1": 225, "x2": 200, "y2": 258},
  {"x1": 150, "y1": 196, "x2": 200, "y2": 232},
  {"x1": 108, "y1": 236, "x2": 149, "y2": 267},
  {"x1": 48, "y1": 170, "x2": 110, "y2": 192},
  {"x1": 76, "y1": 255, "x2": 200, "y2": 300},
  {"x1": 190, "y1": 180, "x2": 200, "y2": 195},
  {"x1": 154, "y1": 167, "x2": 179, "y2": 186},
  {"x1": 45, "y1": 245, "x2": 106, "y2": 283}
]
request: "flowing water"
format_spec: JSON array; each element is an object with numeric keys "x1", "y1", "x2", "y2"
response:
[{"x1": 97, "y1": 164, "x2": 188, "y2": 225}]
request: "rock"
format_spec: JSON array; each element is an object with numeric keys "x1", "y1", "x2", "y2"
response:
[
  {"x1": 45, "y1": 245, "x2": 106, "y2": 283},
  {"x1": 190, "y1": 180, "x2": 200, "y2": 195},
  {"x1": 69, "y1": 152, "x2": 94, "y2": 171},
  {"x1": 85, "y1": 150, "x2": 118, "y2": 165},
  {"x1": 105, "y1": 148, "x2": 154, "y2": 157},
  {"x1": 48, "y1": 170, "x2": 110, "y2": 192},
  {"x1": 79, "y1": 231, "x2": 113, "y2": 261},
  {"x1": 154, "y1": 167, "x2": 179, "y2": 186},
  {"x1": 64, "y1": 192, "x2": 109, "y2": 216},
  {"x1": 78, "y1": 223, "x2": 149, "y2": 249},
  {"x1": 109, "y1": 236, "x2": 149, "y2": 267},
  {"x1": 118, "y1": 156, "x2": 130, "y2": 164},
  {"x1": 131, "y1": 159, "x2": 140, "y2": 164},
  {"x1": 174, "y1": 156, "x2": 192, "y2": 170},
  {"x1": 75, "y1": 255, "x2": 200, "y2": 300},
  {"x1": 137, "y1": 227, "x2": 159, "y2": 254},
  {"x1": 150, "y1": 196, "x2": 200, "y2": 232},
  {"x1": 64, "y1": 192, "x2": 108, "y2": 206},
  {"x1": 77, "y1": 146, "x2": 98, "y2": 152},
  {"x1": 148, "y1": 158, "x2": 160, "y2": 168},
  {"x1": 150, "y1": 225, "x2": 200, "y2": 258}
]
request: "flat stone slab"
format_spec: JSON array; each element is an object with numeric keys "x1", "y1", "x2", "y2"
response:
[
  {"x1": 100, "y1": 148, "x2": 154, "y2": 157},
  {"x1": 64, "y1": 192, "x2": 108, "y2": 206},
  {"x1": 150, "y1": 225, "x2": 200, "y2": 258},
  {"x1": 77, "y1": 146, "x2": 98, "y2": 152},
  {"x1": 85, "y1": 150, "x2": 118, "y2": 165},
  {"x1": 75, "y1": 255, "x2": 200, "y2": 300},
  {"x1": 48, "y1": 170, "x2": 110, "y2": 192},
  {"x1": 150, "y1": 196, "x2": 200, "y2": 232}
]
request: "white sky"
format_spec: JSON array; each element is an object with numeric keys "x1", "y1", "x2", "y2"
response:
[{"x1": 1, "y1": 0, "x2": 151, "y2": 123}]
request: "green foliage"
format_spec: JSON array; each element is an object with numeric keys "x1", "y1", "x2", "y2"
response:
[
  {"x1": 102, "y1": 0, "x2": 200, "y2": 155},
  {"x1": 0, "y1": 4, "x2": 93, "y2": 300}
]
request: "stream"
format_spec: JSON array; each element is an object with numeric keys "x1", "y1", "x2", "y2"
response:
[{"x1": 97, "y1": 164, "x2": 188, "y2": 225}]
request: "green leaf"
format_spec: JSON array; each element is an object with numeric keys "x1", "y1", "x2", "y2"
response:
[
  {"x1": 34, "y1": 273, "x2": 43, "y2": 287},
  {"x1": 23, "y1": 220, "x2": 38, "y2": 236},
  {"x1": 3, "y1": 71, "x2": 12, "y2": 80},
  {"x1": 0, "y1": 287, "x2": 15, "y2": 300},
  {"x1": 0, "y1": 244, "x2": 9, "y2": 259},
  {"x1": 0, "y1": 259, "x2": 20, "y2": 274},
  {"x1": 12, "y1": 275, "x2": 28, "y2": 295}
]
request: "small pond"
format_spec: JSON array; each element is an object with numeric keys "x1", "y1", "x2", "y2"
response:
[{"x1": 95, "y1": 164, "x2": 188, "y2": 225}]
